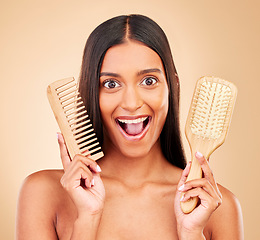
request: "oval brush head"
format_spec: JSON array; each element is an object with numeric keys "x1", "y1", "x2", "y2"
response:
[
  {"x1": 181, "y1": 76, "x2": 237, "y2": 214},
  {"x1": 190, "y1": 78, "x2": 235, "y2": 140}
]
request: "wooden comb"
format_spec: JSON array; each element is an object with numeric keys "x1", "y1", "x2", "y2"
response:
[
  {"x1": 47, "y1": 77, "x2": 104, "y2": 161},
  {"x1": 181, "y1": 76, "x2": 237, "y2": 213}
]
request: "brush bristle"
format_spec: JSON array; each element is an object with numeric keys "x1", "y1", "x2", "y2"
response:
[{"x1": 189, "y1": 77, "x2": 234, "y2": 139}]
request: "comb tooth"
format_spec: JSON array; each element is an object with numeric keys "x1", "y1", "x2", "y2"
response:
[
  {"x1": 78, "y1": 137, "x2": 98, "y2": 149},
  {"x1": 90, "y1": 151, "x2": 104, "y2": 160},
  {"x1": 65, "y1": 105, "x2": 85, "y2": 117},
  {"x1": 72, "y1": 124, "x2": 92, "y2": 134},
  {"x1": 58, "y1": 86, "x2": 78, "y2": 99},
  {"x1": 60, "y1": 94, "x2": 79, "y2": 105},
  {"x1": 55, "y1": 79, "x2": 75, "y2": 92},
  {"x1": 82, "y1": 146, "x2": 102, "y2": 156},
  {"x1": 75, "y1": 128, "x2": 94, "y2": 139},
  {"x1": 55, "y1": 79, "x2": 75, "y2": 94},
  {"x1": 64, "y1": 100, "x2": 84, "y2": 112},
  {"x1": 62, "y1": 96, "x2": 82, "y2": 107},
  {"x1": 48, "y1": 77, "x2": 104, "y2": 162},
  {"x1": 60, "y1": 92, "x2": 80, "y2": 103},
  {"x1": 76, "y1": 133, "x2": 96, "y2": 144},
  {"x1": 67, "y1": 110, "x2": 87, "y2": 121},
  {"x1": 71, "y1": 119, "x2": 91, "y2": 130},
  {"x1": 69, "y1": 114, "x2": 88, "y2": 126},
  {"x1": 56, "y1": 82, "x2": 77, "y2": 94},
  {"x1": 80, "y1": 142, "x2": 99, "y2": 154}
]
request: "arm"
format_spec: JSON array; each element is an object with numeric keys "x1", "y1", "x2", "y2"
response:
[
  {"x1": 208, "y1": 185, "x2": 244, "y2": 239},
  {"x1": 16, "y1": 169, "x2": 104, "y2": 240},
  {"x1": 16, "y1": 133, "x2": 105, "y2": 240},
  {"x1": 174, "y1": 152, "x2": 244, "y2": 240},
  {"x1": 57, "y1": 132, "x2": 105, "y2": 239},
  {"x1": 16, "y1": 171, "x2": 59, "y2": 240}
]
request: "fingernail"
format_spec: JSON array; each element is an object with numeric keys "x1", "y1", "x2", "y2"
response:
[
  {"x1": 196, "y1": 151, "x2": 203, "y2": 158},
  {"x1": 91, "y1": 178, "x2": 95, "y2": 186},
  {"x1": 96, "y1": 165, "x2": 102, "y2": 172},
  {"x1": 184, "y1": 161, "x2": 191, "y2": 169},
  {"x1": 178, "y1": 184, "x2": 185, "y2": 191},
  {"x1": 180, "y1": 195, "x2": 185, "y2": 202}
]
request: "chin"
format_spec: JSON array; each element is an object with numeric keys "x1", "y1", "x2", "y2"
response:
[
  {"x1": 118, "y1": 145, "x2": 152, "y2": 159},
  {"x1": 117, "y1": 137, "x2": 161, "y2": 159}
]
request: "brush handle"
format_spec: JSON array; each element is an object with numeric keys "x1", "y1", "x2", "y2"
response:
[{"x1": 180, "y1": 154, "x2": 203, "y2": 214}]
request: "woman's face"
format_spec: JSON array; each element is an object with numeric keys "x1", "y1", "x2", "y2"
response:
[{"x1": 99, "y1": 40, "x2": 169, "y2": 158}]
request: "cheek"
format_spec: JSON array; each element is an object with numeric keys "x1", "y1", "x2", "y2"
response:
[
  {"x1": 147, "y1": 87, "x2": 169, "y2": 116},
  {"x1": 99, "y1": 94, "x2": 110, "y2": 123},
  {"x1": 99, "y1": 92, "x2": 119, "y2": 126},
  {"x1": 148, "y1": 88, "x2": 169, "y2": 136}
]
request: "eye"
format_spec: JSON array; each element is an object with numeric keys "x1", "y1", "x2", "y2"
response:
[
  {"x1": 103, "y1": 79, "x2": 120, "y2": 89},
  {"x1": 140, "y1": 77, "x2": 158, "y2": 86}
]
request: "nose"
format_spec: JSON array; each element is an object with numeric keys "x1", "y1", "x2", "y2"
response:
[{"x1": 120, "y1": 86, "x2": 143, "y2": 112}]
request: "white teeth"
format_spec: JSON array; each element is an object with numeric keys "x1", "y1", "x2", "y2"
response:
[{"x1": 117, "y1": 116, "x2": 148, "y2": 124}]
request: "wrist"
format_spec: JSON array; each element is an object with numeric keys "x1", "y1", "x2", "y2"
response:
[
  {"x1": 76, "y1": 203, "x2": 104, "y2": 218},
  {"x1": 179, "y1": 234, "x2": 205, "y2": 240},
  {"x1": 178, "y1": 228, "x2": 205, "y2": 240},
  {"x1": 77, "y1": 210, "x2": 103, "y2": 224},
  {"x1": 71, "y1": 212, "x2": 103, "y2": 240}
]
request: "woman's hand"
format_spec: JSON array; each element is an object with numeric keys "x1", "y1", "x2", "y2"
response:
[
  {"x1": 57, "y1": 132, "x2": 105, "y2": 217},
  {"x1": 174, "y1": 152, "x2": 222, "y2": 239}
]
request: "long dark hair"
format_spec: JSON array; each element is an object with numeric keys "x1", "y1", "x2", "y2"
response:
[{"x1": 79, "y1": 14, "x2": 186, "y2": 169}]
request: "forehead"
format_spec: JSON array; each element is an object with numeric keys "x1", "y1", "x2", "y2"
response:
[{"x1": 100, "y1": 41, "x2": 165, "y2": 73}]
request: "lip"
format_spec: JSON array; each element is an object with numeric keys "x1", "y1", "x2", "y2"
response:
[{"x1": 115, "y1": 115, "x2": 151, "y2": 141}]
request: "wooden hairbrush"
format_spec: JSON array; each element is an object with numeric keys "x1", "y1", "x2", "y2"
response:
[
  {"x1": 47, "y1": 77, "x2": 104, "y2": 161},
  {"x1": 181, "y1": 76, "x2": 237, "y2": 213}
]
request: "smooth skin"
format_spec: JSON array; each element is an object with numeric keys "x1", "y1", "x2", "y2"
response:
[{"x1": 16, "y1": 40, "x2": 244, "y2": 239}]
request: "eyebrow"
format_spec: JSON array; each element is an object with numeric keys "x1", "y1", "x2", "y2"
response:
[
  {"x1": 100, "y1": 68, "x2": 163, "y2": 78},
  {"x1": 137, "y1": 68, "x2": 163, "y2": 76},
  {"x1": 100, "y1": 72, "x2": 120, "y2": 77}
]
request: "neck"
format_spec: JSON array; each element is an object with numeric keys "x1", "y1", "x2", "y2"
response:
[{"x1": 98, "y1": 139, "x2": 170, "y2": 186}]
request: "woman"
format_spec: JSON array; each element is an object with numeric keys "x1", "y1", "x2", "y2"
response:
[{"x1": 16, "y1": 14, "x2": 244, "y2": 239}]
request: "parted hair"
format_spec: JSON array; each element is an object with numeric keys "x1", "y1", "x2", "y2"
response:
[{"x1": 79, "y1": 14, "x2": 186, "y2": 169}]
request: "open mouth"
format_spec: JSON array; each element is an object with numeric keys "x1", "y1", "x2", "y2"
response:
[{"x1": 116, "y1": 116, "x2": 151, "y2": 137}]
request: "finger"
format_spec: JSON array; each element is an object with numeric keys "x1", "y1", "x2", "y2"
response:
[
  {"x1": 195, "y1": 152, "x2": 216, "y2": 186},
  {"x1": 61, "y1": 164, "x2": 93, "y2": 189},
  {"x1": 181, "y1": 187, "x2": 222, "y2": 211},
  {"x1": 67, "y1": 155, "x2": 101, "y2": 188},
  {"x1": 72, "y1": 154, "x2": 102, "y2": 174},
  {"x1": 195, "y1": 152, "x2": 213, "y2": 179},
  {"x1": 57, "y1": 132, "x2": 71, "y2": 171},
  {"x1": 179, "y1": 178, "x2": 219, "y2": 200},
  {"x1": 177, "y1": 161, "x2": 192, "y2": 189},
  {"x1": 195, "y1": 152, "x2": 222, "y2": 197}
]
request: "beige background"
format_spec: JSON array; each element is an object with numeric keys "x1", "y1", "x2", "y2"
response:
[{"x1": 1, "y1": 0, "x2": 259, "y2": 239}]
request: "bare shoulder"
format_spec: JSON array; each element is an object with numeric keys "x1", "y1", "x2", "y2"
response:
[
  {"x1": 163, "y1": 161, "x2": 183, "y2": 185},
  {"x1": 17, "y1": 169, "x2": 67, "y2": 216},
  {"x1": 19, "y1": 169, "x2": 64, "y2": 200},
  {"x1": 23, "y1": 169, "x2": 63, "y2": 186},
  {"x1": 207, "y1": 184, "x2": 244, "y2": 239},
  {"x1": 16, "y1": 170, "x2": 66, "y2": 239},
  {"x1": 218, "y1": 184, "x2": 242, "y2": 212}
]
